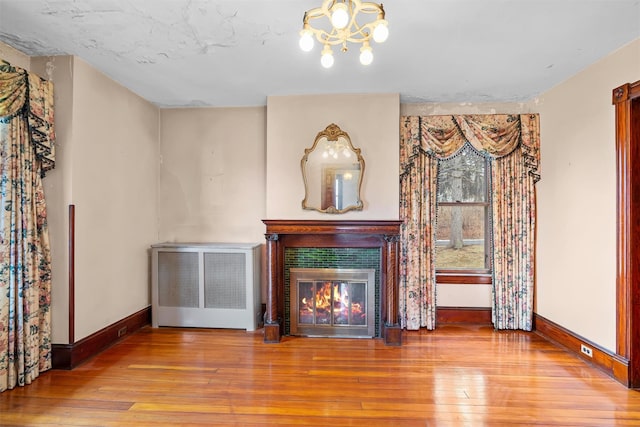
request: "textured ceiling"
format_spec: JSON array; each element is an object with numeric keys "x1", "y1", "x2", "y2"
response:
[{"x1": 0, "y1": 0, "x2": 639, "y2": 107}]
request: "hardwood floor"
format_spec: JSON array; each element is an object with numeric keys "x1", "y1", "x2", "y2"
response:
[{"x1": 2, "y1": 324, "x2": 640, "y2": 426}]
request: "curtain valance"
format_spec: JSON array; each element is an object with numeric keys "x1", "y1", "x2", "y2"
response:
[
  {"x1": 0, "y1": 61, "x2": 55, "y2": 174},
  {"x1": 401, "y1": 114, "x2": 540, "y2": 182}
]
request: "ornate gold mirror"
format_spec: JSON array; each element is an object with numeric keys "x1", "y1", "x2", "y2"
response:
[{"x1": 301, "y1": 123, "x2": 365, "y2": 214}]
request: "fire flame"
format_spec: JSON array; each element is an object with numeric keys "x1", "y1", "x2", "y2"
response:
[{"x1": 299, "y1": 281, "x2": 365, "y2": 325}]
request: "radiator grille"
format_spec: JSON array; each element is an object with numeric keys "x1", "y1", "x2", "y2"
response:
[
  {"x1": 158, "y1": 251, "x2": 199, "y2": 307},
  {"x1": 152, "y1": 243, "x2": 261, "y2": 330},
  {"x1": 204, "y1": 252, "x2": 246, "y2": 309}
]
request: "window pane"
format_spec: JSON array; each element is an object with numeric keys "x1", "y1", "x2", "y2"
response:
[
  {"x1": 436, "y1": 205, "x2": 486, "y2": 269},
  {"x1": 437, "y1": 145, "x2": 486, "y2": 203}
]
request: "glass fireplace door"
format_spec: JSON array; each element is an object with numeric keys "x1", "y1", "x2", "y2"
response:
[{"x1": 290, "y1": 269, "x2": 375, "y2": 338}]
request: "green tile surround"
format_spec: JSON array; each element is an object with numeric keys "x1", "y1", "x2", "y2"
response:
[{"x1": 284, "y1": 247, "x2": 381, "y2": 337}]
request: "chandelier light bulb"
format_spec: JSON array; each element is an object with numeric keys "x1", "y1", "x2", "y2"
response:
[
  {"x1": 330, "y1": 3, "x2": 349, "y2": 29},
  {"x1": 359, "y1": 43, "x2": 373, "y2": 65},
  {"x1": 299, "y1": 0, "x2": 388, "y2": 68},
  {"x1": 372, "y1": 20, "x2": 389, "y2": 43},
  {"x1": 299, "y1": 29, "x2": 315, "y2": 52},
  {"x1": 320, "y1": 45, "x2": 334, "y2": 68}
]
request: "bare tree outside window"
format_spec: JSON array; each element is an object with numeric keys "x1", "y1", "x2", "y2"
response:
[{"x1": 436, "y1": 144, "x2": 490, "y2": 271}]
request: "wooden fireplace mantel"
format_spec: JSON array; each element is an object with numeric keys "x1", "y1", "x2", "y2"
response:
[{"x1": 262, "y1": 219, "x2": 403, "y2": 346}]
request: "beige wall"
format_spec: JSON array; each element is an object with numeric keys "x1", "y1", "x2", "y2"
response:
[
  {"x1": 159, "y1": 107, "x2": 266, "y2": 243},
  {"x1": 0, "y1": 42, "x2": 30, "y2": 69},
  {"x1": 266, "y1": 93, "x2": 400, "y2": 220},
  {"x1": 69, "y1": 57, "x2": 159, "y2": 341},
  {"x1": 535, "y1": 38, "x2": 640, "y2": 352}
]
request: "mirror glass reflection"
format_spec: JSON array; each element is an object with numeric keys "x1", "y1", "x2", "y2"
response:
[{"x1": 302, "y1": 124, "x2": 365, "y2": 214}]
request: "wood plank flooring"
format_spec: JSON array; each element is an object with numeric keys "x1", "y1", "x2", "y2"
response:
[{"x1": 2, "y1": 324, "x2": 640, "y2": 426}]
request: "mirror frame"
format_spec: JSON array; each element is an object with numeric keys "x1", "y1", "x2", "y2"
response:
[{"x1": 301, "y1": 123, "x2": 365, "y2": 214}]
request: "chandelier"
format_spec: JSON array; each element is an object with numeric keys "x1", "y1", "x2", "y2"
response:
[{"x1": 299, "y1": 0, "x2": 389, "y2": 68}]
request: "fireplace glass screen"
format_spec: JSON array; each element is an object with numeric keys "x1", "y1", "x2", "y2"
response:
[
  {"x1": 290, "y1": 268, "x2": 375, "y2": 338},
  {"x1": 298, "y1": 280, "x2": 367, "y2": 326}
]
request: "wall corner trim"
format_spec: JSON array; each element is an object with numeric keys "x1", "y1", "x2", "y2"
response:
[{"x1": 533, "y1": 313, "x2": 630, "y2": 387}]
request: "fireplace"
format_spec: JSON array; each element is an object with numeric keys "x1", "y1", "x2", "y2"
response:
[
  {"x1": 262, "y1": 220, "x2": 402, "y2": 345},
  {"x1": 290, "y1": 268, "x2": 375, "y2": 338}
]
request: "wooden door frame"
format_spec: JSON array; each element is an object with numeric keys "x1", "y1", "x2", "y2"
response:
[{"x1": 613, "y1": 80, "x2": 640, "y2": 388}]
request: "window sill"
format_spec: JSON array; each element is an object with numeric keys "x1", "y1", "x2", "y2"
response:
[{"x1": 436, "y1": 272, "x2": 492, "y2": 285}]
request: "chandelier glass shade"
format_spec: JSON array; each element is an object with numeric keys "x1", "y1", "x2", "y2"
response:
[{"x1": 299, "y1": 0, "x2": 388, "y2": 68}]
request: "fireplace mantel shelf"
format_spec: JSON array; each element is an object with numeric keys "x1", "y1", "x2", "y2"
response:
[
  {"x1": 262, "y1": 219, "x2": 402, "y2": 346},
  {"x1": 263, "y1": 220, "x2": 402, "y2": 235}
]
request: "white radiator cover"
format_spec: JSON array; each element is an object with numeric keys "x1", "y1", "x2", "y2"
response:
[{"x1": 151, "y1": 243, "x2": 262, "y2": 331}]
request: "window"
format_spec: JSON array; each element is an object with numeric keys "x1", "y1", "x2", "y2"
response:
[{"x1": 435, "y1": 144, "x2": 492, "y2": 284}]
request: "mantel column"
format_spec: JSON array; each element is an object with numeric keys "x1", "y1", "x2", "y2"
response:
[
  {"x1": 383, "y1": 234, "x2": 402, "y2": 346},
  {"x1": 264, "y1": 233, "x2": 281, "y2": 343}
]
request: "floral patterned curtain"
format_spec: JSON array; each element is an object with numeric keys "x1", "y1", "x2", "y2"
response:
[
  {"x1": 400, "y1": 117, "x2": 438, "y2": 330},
  {"x1": 399, "y1": 114, "x2": 540, "y2": 331},
  {"x1": 0, "y1": 60, "x2": 55, "y2": 392}
]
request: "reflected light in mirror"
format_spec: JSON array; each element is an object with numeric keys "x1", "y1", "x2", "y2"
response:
[{"x1": 322, "y1": 138, "x2": 352, "y2": 159}]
